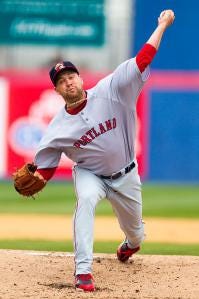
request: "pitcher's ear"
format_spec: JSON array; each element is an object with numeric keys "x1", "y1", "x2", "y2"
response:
[{"x1": 55, "y1": 86, "x2": 60, "y2": 95}]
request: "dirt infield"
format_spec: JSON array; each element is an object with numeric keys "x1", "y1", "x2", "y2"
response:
[{"x1": 0, "y1": 250, "x2": 198, "y2": 299}]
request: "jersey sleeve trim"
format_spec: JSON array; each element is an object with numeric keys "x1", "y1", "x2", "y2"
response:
[
  {"x1": 34, "y1": 147, "x2": 62, "y2": 169},
  {"x1": 134, "y1": 58, "x2": 150, "y2": 82}
]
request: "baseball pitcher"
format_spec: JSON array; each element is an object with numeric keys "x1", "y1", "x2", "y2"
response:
[{"x1": 13, "y1": 10, "x2": 175, "y2": 292}]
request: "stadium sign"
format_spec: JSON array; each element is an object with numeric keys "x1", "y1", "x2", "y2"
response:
[{"x1": 0, "y1": 0, "x2": 105, "y2": 46}]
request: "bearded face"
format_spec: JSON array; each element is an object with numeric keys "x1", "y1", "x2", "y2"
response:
[{"x1": 55, "y1": 71, "x2": 84, "y2": 105}]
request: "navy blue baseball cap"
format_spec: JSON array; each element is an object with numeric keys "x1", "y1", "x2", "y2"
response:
[{"x1": 49, "y1": 61, "x2": 79, "y2": 86}]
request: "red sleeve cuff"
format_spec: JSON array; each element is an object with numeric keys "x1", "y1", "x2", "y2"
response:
[
  {"x1": 136, "y1": 43, "x2": 157, "y2": 73},
  {"x1": 37, "y1": 167, "x2": 57, "y2": 181}
]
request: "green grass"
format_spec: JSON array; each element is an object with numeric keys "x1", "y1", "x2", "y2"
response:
[
  {"x1": 142, "y1": 184, "x2": 199, "y2": 218},
  {"x1": 0, "y1": 181, "x2": 199, "y2": 218},
  {"x1": 1, "y1": 181, "x2": 198, "y2": 254},
  {"x1": 0, "y1": 239, "x2": 199, "y2": 256}
]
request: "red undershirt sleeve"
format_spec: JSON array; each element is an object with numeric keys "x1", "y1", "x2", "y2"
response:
[
  {"x1": 136, "y1": 43, "x2": 157, "y2": 73},
  {"x1": 37, "y1": 167, "x2": 57, "y2": 181}
]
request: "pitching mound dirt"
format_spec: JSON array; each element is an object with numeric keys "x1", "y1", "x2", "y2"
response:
[{"x1": 0, "y1": 250, "x2": 198, "y2": 299}]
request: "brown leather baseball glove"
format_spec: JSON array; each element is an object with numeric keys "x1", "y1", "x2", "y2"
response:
[{"x1": 13, "y1": 163, "x2": 46, "y2": 198}]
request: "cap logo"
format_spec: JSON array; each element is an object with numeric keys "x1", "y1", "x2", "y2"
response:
[{"x1": 55, "y1": 63, "x2": 65, "y2": 72}]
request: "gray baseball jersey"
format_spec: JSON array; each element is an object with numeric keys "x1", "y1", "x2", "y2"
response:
[{"x1": 34, "y1": 58, "x2": 149, "y2": 175}]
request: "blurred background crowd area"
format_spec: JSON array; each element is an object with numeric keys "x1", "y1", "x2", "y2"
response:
[{"x1": 0, "y1": 0, "x2": 199, "y2": 183}]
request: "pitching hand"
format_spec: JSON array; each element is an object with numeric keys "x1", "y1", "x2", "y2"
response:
[{"x1": 158, "y1": 10, "x2": 175, "y2": 28}]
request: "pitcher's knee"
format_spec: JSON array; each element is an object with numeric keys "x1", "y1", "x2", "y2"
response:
[{"x1": 77, "y1": 191, "x2": 100, "y2": 208}]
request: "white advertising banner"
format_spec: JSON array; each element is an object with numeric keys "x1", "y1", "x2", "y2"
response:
[{"x1": 0, "y1": 78, "x2": 9, "y2": 178}]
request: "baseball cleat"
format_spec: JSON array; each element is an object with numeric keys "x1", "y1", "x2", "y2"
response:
[
  {"x1": 117, "y1": 242, "x2": 140, "y2": 262},
  {"x1": 75, "y1": 273, "x2": 95, "y2": 292}
]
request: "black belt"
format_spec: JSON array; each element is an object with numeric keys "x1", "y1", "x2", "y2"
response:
[{"x1": 100, "y1": 161, "x2": 135, "y2": 180}]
